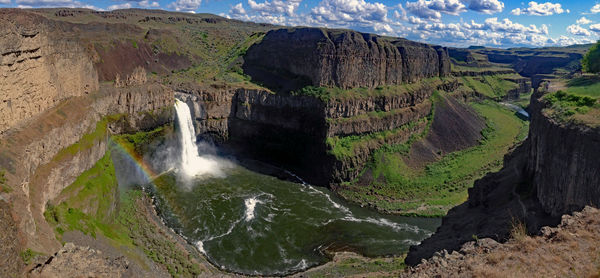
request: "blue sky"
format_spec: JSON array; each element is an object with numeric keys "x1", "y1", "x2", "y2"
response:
[{"x1": 2, "y1": 0, "x2": 600, "y2": 48}]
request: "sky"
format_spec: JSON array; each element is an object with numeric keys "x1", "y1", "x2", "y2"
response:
[{"x1": 2, "y1": 0, "x2": 600, "y2": 48}]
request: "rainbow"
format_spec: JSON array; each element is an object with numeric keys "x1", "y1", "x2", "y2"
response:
[{"x1": 109, "y1": 137, "x2": 165, "y2": 184}]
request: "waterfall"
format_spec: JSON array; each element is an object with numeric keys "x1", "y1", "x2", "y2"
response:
[{"x1": 174, "y1": 99, "x2": 226, "y2": 178}]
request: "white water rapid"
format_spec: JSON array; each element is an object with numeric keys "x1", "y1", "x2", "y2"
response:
[{"x1": 174, "y1": 99, "x2": 227, "y2": 178}]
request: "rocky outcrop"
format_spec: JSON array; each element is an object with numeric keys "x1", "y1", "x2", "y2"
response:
[
  {"x1": 29, "y1": 242, "x2": 132, "y2": 278},
  {"x1": 243, "y1": 28, "x2": 450, "y2": 91},
  {"x1": 526, "y1": 91, "x2": 600, "y2": 216},
  {"x1": 402, "y1": 206, "x2": 600, "y2": 278},
  {"x1": 0, "y1": 10, "x2": 98, "y2": 135},
  {"x1": 504, "y1": 76, "x2": 532, "y2": 100},
  {"x1": 406, "y1": 89, "x2": 600, "y2": 265}
]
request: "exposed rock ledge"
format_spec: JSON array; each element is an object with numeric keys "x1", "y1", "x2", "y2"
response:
[
  {"x1": 405, "y1": 89, "x2": 600, "y2": 265},
  {"x1": 402, "y1": 206, "x2": 600, "y2": 278}
]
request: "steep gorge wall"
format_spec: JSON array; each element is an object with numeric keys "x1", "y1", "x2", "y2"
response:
[
  {"x1": 176, "y1": 80, "x2": 441, "y2": 185},
  {"x1": 1, "y1": 84, "x2": 173, "y2": 254},
  {"x1": 0, "y1": 10, "x2": 98, "y2": 136},
  {"x1": 526, "y1": 92, "x2": 600, "y2": 216},
  {"x1": 243, "y1": 28, "x2": 450, "y2": 91},
  {"x1": 406, "y1": 89, "x2": 600, "y2": 265},
  {"x1": 0, "y1": 10, "x2": 175, "y2": 259}
]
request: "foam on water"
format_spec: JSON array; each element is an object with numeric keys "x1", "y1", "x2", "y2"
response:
[{"x1": 244, "y1": 197, "x2": 263, "y2": 221}]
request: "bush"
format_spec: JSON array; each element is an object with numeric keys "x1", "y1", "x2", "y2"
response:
[{"x1": 583, "y1": 41, "x2": 600, "y2": 73}]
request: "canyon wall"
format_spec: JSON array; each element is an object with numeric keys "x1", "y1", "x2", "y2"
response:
[
  {"x1": 405, "y1": 89, "x2": 600, "y2": 265},
  {"x1": 1, "y1": 83, "x2": 173, "y2": 254},
  {"x1": 526, "y1": 92, "x2": 600, "y2": 216},
  {"x1": 0, "y1": 10, "x2": 175, "y2": 259},
  {"x1": 243, "y1": 28, "x2": 450, "y2": 91},
  {"x1": 0, "y1": 10, "x2": 98, "y2": 136},
  {"x1": 175, "y1": 77, "x2": 481, "y2": 186}
]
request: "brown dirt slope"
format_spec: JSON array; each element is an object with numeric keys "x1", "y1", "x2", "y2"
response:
[
  {"x1": 402, "y1": 206, "x2": 600, "y2": 278},
  {"x1": 406, "y1": 93, "x2": 486, "y2": 168}
]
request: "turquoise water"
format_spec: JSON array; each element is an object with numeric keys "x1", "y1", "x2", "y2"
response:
[{"x1": 147, "y1": 163, "x2": 440, "y2": 276}]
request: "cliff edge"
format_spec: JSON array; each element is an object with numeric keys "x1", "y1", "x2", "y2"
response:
[
  {"x1": 406, "y1": 88, "x2": 600, "y2": 265},
  {"x1": 243, "y1": 28, "x2": 450, "y2": 91}
]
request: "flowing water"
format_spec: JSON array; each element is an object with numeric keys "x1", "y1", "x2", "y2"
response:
[{"x1": 143, "y1": 100, "x2": 441, "y2": 276}]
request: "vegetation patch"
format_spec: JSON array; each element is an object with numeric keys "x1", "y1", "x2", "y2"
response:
[
  {"x1": 44, "y1": 127, "x2": 207, "y2": 277},
  {"x1": 301, "y1": 254, "x2": 406, "y2": 278},
  {"x1": 543, "y1": 86, "x2": 600, "y2": 127},
  {"x1": 338, "y1": 101, "x2": 528, "y2": 216},
  {"x1": 326, "y1": 118, "x2": 428, "y2": 160},
  {"x1": 292, "y1": 78, "x2": 441, "y2": 102},
  {"x1": 0, "y1": 169, "x2": 9, "y2": 193},
  {"x1": 20, "y1": 249, "x2": 45, "y2": 265},
  {"x1": 459, "y1": 75, "x2": 520, "y2": 99}
]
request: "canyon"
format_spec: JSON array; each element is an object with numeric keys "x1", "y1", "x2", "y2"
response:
[{"x1": 0, "y1": 7, "x2": 596, "y2": 278}]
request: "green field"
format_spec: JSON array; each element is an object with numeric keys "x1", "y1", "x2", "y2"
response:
[
  {"x1": 338, "y1": 101, "x2": 529, "y2": 216},
  {"x1": 544, "y1": 75, "x2": 600, "y2": 127}
]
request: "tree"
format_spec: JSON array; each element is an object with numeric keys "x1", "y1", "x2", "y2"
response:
[{"x1": 582, "y1": 41, "x2": 600, "y2": 73}]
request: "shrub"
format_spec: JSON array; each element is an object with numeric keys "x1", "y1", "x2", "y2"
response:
[
  {"x1": 510, "y1": 218, "x2": 528, "y2": 242},
  {"x1": 582, "y1": 41, "x2": 600, "y2": 73}
]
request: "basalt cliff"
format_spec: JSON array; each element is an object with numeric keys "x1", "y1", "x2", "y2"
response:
[
  {"x1": 406, "y1": 87, "x2": 600, "y2": 265},
  {"x1": 243, "y1": 28, "x2": 451, "y2": 91}
]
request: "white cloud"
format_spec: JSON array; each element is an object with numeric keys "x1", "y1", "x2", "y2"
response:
[
  {"x1": 108, "y1": 2, "x2": 132, "y2": 10},
  {"x1": 310, "y1": 0, "x2": 388, "y2": 25},
  {"x1": 0, "y1": 0, "x2": 10, "y2": 4},
  {"x1": 577, "y1": 17, "x2": 592, "y2": 25},
  {"x1": 230, "y1": 3, "x2": 246, "y2": 16},
  {"x1": 591, "y1": 4, "x2": 600, "y2": 14},
  {"x1": 511, "y1": 2, "x2": 566, "y2": 16},
  {"x1": 462, "y1": 0, "x2": 503, "y2": 14},
  {"x1": 405, "y1": 0, "x2": 466, "y2": 20},
  {"x1": 168, "y1": 0, "x2": 202, "y2": 12},
  {"x1": 590, "y1": 24, "x2": 600, "y2": 33},
  {"x1": 248, "y1": 0, "x2": 302, "y2": 16},
  {"x1": 15, "y1": 0, "x2": 99, "y2": 9},
  {"x1": 483, "y1": 17, "x2": 547, "y2": 34},
  {"x1": 567, "y1": 24, "x2": 591, "y2": 36},
  {"x1": 139, "y1": 0, "x2": 159, "y2": 8}
]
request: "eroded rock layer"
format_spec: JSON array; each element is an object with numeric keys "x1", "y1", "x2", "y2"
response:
[
  {"x1": 243, "y1": 28, "x2": 451, "y2": 91},
  {"x1": 0, "y1": 10, "x2": 98, "y2": 135}
]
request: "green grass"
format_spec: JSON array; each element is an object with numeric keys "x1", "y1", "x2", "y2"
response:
[
  {"x1": 460, "y1": 75, "x2": 520, "y2": 99},
  {"x1": 44, "y1": 126, "x2": 206, "y2": 277},
  {"x1": 292, "y1": 78, "x2": 442, "y2": 102},
  {"x1": 20, "y1": 248, "x2": 45, "y2": 265},
  {"x1": 53, "y1": 114, "x2": 124, "y2": 161},
  {"x1": 44, "y1": 151, "x2": 131, "y2": 243},
  {"x1": 543, "y1": 89, "x2": 600, "y2": 126},
  {"x1": 338, "y1": 101, "x2": 528, "y2": 216},
  {"x1": 565, "y1": 75, "x2": 600, "y2": 97},
  {"x1": 303, "y1": 255, "x2": 406, "y2": 278},
  {"x1": 0, "y1": 169, "x2": 9, "y2": 193},
  {"x1": 326, "y1": 118, "x2": 428, "y2": 160}
]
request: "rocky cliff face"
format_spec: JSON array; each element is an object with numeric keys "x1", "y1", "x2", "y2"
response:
[
  {"x1": 0, "y1": 10, "x2": 99, "y2": 136},
  {"x1": 243, "y1": 28, "x2": 450, "y2": 91},
  {"x1": 526, "y1": 92, "x2": 600, "y2": 216},
  {"x1": 175, "y1": 78, "x2": 480, "y2": 186},
  {"x1": 405, "y1": 89, "x2": 600, "y2": 265},
  {"x1": 1, "y1": 83, "x2": 173, "y2": 254}
]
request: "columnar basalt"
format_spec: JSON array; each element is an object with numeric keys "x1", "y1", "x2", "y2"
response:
[{"x1": 243, "y1": 28, "x2": 451, "y2": 91}]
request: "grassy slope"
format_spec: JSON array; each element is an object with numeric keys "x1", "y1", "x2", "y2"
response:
[
  {"x1": 338, "y1": 101, "x2": 528, "y2": 217},
  {"x1": 44, "y1": 128, "x2": 209, "y2": 278},
  {"x1": 296, "y1": 253, "x2": 406, "y2": 278},
  {"x1": 544, "y1": 75, "x2": 600, "y2": 127}
]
